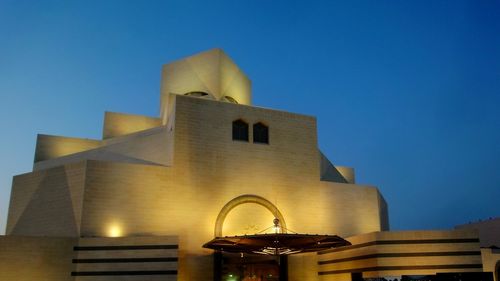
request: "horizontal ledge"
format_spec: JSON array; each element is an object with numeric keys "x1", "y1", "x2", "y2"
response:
[
  {"x1": 318, "y1": 251, "x2": 482, "y2": 265},
  {"x1": 318, "y1": 264, "x2": 483, "y2": 275},
  {"x1": 71, "y1": 270, "x2": 178, "y2": 276},
  {"x1": 74, "y1": 245, "x2": 178, "y2": 251},
  {"x1": 318, "y1": 239, "x2": 480, "y2": 255},
  {"x1": 73, "y1": 257, "x2": 178, "y2": 263}
]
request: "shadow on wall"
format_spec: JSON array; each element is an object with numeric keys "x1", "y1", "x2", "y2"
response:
[{"x1": 9, "y1": 166, "x2": 79, "y2": 236}]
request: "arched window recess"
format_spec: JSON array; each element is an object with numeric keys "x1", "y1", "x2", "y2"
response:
[
  {"x1": 253, "y1": 122, "x2": 269, "y2": 144},
  {"x1": 222, "y1": 96, "x2": 238, "y2": 104},
  {"x1": 232, "y1": 119, "x2": 249, "y2": 141}
]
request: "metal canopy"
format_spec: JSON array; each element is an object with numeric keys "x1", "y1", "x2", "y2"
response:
[{"x1": 203, "y1": 233, "x2": 351, "y2": 256}]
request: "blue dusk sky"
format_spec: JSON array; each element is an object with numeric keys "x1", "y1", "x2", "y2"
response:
[{"x1": 0, "y1": 0, "x2": 499, "y2": 234}]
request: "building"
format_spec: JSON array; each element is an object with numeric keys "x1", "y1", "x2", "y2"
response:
[
  {"x1": 455, "y1": 218, "x2": 500, "y2": 281},
  {"x1": 0, "y1": 49, "x2": 498, "y2": 281}
]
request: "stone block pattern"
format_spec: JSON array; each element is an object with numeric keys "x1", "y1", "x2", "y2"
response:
[
  {"x1": 73, "y1": 236, "x2": 178, "y2": 281},
  {"x1": 317, "y1": 230, "x2": 484, "y2": 281},
  {"x1": 35, "y1": 134, "x2": 100, "y2": 163},
  {"x1": 0, "y1": 236, "x2": 76, "y2": 281},
  {"x1": 7, "y1": 95, "x2": 388, "y2": 281},
  {"x1": 102, "y1": 111, "x2": 161, "y2": 140},
  {"x1": 7, "y1": 161, "x2": 86, "y2": 236}
]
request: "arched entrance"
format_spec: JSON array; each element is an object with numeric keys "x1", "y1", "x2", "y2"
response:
[
  {"x1": 214, "y1": 194, "x2": 287, "y2": 237},
  {"x1": 213, "y1": 194, "x2": 288, "y2": 281}
]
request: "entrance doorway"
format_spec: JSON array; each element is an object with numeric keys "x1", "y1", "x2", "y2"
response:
[{"x1": 214, "y1": 252, "x2": 287, "y2": 281}]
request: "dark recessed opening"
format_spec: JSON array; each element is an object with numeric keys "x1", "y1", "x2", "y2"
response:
[
  {"x1": 233, "y1": 119, "x2": 249, "y2": 141},
  {"x1": 253, "y1": 122, "x2": 269, "y2": 144}
]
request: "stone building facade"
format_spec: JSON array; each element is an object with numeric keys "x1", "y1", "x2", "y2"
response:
[{"x1": 0, "y1": 49, "x2": 498, "y2": 281}]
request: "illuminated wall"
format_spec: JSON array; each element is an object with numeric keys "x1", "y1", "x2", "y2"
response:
[
  {"x1": 5, "y1": 48, "x2": 497, "y2": 281},
  {"x1": 159, "y1": 48, "x2": 252, "y2": 124},
  {"x1": 5, "y1": 49, "x2": 392, "y2": 281},
  {"x1": 102, "y1": 111, "x2": 161, "y2": 139},
  {"x1": 34, "y1": 134, "x2": 100, "y2": 163},
  {"x1": 0, "y1": 235, "x2": 180, "y2": 281},
  {"x1": 7, "y1": 161, "x2": 86, "y2": 236},
  {"x1": 0, "y1": 236, "x2": 76, "y2": 281},
  {"x1": 318, "y1": 230, "x2": 484, "y2": 281},
  {"x1": 481, "y1": 248, "x2": 500, "y2": 281},
  {"x1": 72, "y1": 236, "x2": 178, "y2": 281},
  {"x1": 6, "y1": 95, "x2": 387, "y2": 281}
]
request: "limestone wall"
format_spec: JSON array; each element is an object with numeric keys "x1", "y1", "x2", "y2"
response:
[
  {"x1": 481, "y1": 248, "x2": 500, "y2": 281},
  {"x1": 456, "y1": 217, "x2": 500, "y2": 247},
  {"x1": 0, "y1": 235, "x2": 179, "y2": 281},
  {"x1": 160, "y1": 48, "x2": 252, "y2": 124},
  {"x1": 73, "y1": 236, "x2": 178, "y2": 281},
  {"x1": 74, "y1": 96, "x2": 386, "y2": 280},
  {"x1": 102, "y1": 111, "x2": 161, "y2": 139},
  {"x1": 0, "y1": 235, "x2": 76, "y2": 281},
  {"x1": 318, "y1": 229, "x2": 483, "y2": 281},
  {"x1": 34, "y1": 134, "x2": 100, "y2": 163},
  {"x1": 6, "y1": 94, "x2": 388, "y2": 281},
  {"x1": 7, "y1": 161, "x2": 86, "y2": 236}
]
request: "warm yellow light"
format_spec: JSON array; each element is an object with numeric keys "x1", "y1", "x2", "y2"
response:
[
  {"x1": 107, "y1": 223, "x2": 123, "y2": 237},
  {"x1": 273, "y1": 225, "x2": 281, "y2": 233}
]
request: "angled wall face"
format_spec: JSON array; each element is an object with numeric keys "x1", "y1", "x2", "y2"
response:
[
  {"x1": 335, "y1": 166, "x2": 356, "y2": 184},
  {"x1": 34, "y1": 110, "x2": 166, "y2": 171},
  {"x1": 34, "y1": 125, "x2": 174, "y2": 171},
  {"x1": 0, "y1": 236, "x2": 76, "y2": 281},
  {"x1": 160, "y1": 48, "x2": 251, "y2": 124},
  {"x1": 378, "y1": 192, "x2": 390, "y2": 231},
  {"x1": 7, "y1": 161, "x2": 86, "y2": 236},
  {"x1": 319, "y1": 151, "x2": 348, "y2": 183},
  {"x1": 34, "y1": 134, "x2": 101, "y2": 163},
  {"x1": 102, "y1": 111, "x2": 161, "y2": 139}
]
